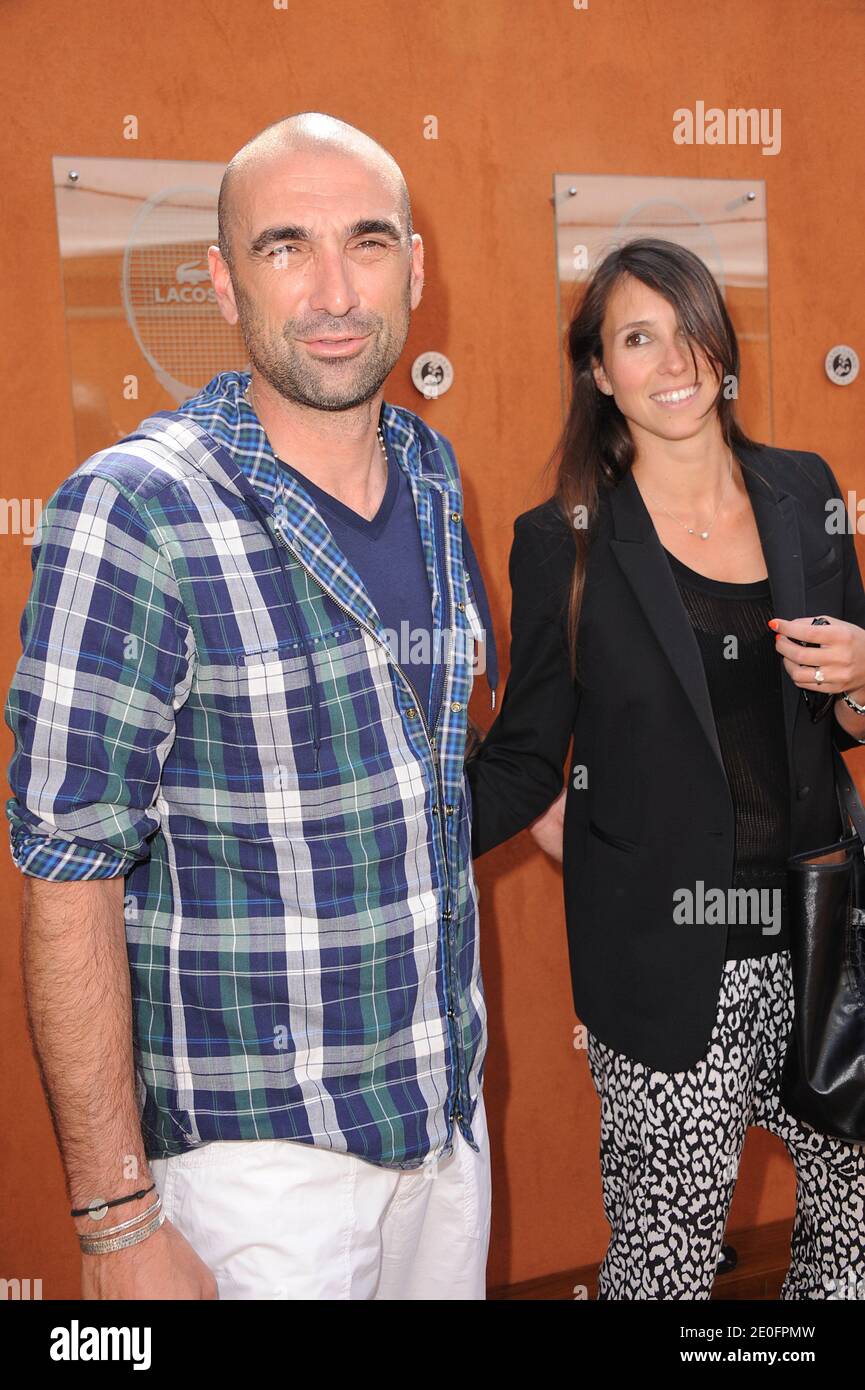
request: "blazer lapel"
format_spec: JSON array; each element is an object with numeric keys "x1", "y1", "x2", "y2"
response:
[
  {"x1": 607, "y1": 444, "x2": 804, "y2": 780},
  {"x1": 740, "y1": 447, "x2": 805, "y2": 767}
]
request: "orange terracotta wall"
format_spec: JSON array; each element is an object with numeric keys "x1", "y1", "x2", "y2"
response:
[{"x1": 2, "y1": 0, "x2": 864, "y2": 1296}]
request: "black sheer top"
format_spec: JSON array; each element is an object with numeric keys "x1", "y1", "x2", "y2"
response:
[{"x1": 663, "y1": 547, "x2": 790, "y2": 959}]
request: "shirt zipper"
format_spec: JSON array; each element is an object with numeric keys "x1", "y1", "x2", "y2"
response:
[{"x1": 267, "y1": 524, "x2": 463, "y2": 1115}]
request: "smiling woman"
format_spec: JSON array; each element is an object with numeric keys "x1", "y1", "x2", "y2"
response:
[{"x1": 466, "y1": 235, "x2": 865, "y2": 1301}]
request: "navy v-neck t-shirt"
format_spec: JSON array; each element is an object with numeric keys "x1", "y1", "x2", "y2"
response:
[{"x1": 277, "y1": 440, "x2": 437, "y2": 727}]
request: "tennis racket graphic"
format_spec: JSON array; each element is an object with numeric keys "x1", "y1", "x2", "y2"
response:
[{"x1": 121, "y1": 185, "x2": 249, "y2": 404}]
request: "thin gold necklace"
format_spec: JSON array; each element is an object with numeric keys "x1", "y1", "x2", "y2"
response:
[{"x1": 638, "y1": 449, "x2": 734, "y2": 540}]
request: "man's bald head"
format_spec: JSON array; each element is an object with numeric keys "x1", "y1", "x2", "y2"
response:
[{"x1": 217, "y1": 112, "x2": 412, "y2": 274}]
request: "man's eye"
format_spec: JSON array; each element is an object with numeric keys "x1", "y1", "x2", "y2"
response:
[
  {"x1": 269, "y1": 245, "x2": 297, "y2": 259},
  {"x1": 355, "y1": 240, "x2": 388, "y2": 251}
]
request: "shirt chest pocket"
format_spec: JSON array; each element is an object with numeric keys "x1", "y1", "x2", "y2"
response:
[{"x1": 191, "y1": 623, "x2": 385, "y2": 830}]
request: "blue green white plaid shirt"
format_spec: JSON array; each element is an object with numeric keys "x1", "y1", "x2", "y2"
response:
[{"x1": 5, "y1": 371, "x2": 497, "y2": 1165}]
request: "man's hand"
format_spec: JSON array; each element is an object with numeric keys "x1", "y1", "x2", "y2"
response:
[
  {"x1": 21, "y1": 877, "x2": 217, "y2": 1302},
  {"x1": 528, "y1": 788, "x2": 566, "y2": 862},
  {"x1": 80, "y1": 1216, "x2": 219, "y2": 1301}
]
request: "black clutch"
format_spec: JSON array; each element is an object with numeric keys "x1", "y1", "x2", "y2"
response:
[{"x1": 781, "y1": 746, "x2": 865, "y2": 1141}]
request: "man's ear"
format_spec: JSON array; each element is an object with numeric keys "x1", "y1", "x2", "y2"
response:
[
  {"x1": 208, "y1": 244, "x2": 239, "y2": 327},
  {"x1": 410, "y1": 233, "x2": 425, "y2": 311}
]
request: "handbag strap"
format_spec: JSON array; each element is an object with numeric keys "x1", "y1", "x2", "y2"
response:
[{"x1": 833, "y1": 745, "x2": 865, "y2": 842}]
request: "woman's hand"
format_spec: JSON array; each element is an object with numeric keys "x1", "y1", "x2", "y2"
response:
[
  {"x1": 770, "y1": 614, "x2": 865, "y2": 697},
  {"x1": 528, "y1": 788, "x2": 566, "y2": 862}
]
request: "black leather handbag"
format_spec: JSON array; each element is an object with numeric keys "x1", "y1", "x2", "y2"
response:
[{"x1": 781, "y1": 746, "x2": 865, "y2": 1142}]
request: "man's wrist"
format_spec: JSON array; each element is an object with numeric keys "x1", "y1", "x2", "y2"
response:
[
  {"x1": 79, "y1": 1207, "x2": 165, "y2": 1256},
  {"x1": 71, "y1": 1171, "x2": 156, "y2": 1235}
]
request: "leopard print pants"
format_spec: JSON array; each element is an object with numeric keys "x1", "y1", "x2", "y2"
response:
[{"x1": 585, "y1": 950, "x2": 865, "y2": 1300}]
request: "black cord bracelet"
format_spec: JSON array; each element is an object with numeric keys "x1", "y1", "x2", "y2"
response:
[{"x1": 70, "y1": 1182, "x2": 156, "y2": 1218}]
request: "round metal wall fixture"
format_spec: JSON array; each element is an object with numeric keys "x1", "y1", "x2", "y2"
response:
[
  {"x1": 411, "y1": 351, "x2": 454, "y2": 398},
  {"x1": 824, "y1": 345, "x2": 859, "y2": 386}
]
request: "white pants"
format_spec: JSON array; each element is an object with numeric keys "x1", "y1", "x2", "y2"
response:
[{"x1": 149, "y1": 1089, "x2": 491, "y2": 1299}]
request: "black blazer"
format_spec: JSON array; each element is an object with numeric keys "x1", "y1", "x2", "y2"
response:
[{"x1": 467, "y1": 444, "x2": 865, "y2": 1071}]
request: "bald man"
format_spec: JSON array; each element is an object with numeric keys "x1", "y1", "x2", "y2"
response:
[{"x1": 6, "y1": 113, "x2": 498, "y2": 1299}]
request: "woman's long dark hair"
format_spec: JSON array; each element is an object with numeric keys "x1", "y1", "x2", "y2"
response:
[{"x1": 547, "y1": 237, "x2": 763, "y2": 682}]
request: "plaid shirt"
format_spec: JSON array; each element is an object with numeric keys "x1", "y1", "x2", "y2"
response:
[{"x1": 5, "y1": 371, "x2": 496, "y2": 1166}]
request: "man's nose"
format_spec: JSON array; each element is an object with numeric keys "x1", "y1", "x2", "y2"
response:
[{"x1": 307, "y1": 248, "x2": 361, "y2": 317}]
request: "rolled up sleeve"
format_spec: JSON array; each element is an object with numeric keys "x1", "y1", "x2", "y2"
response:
[{"x1": 4, "y1": 472, "x2": 195, "y2": 879}]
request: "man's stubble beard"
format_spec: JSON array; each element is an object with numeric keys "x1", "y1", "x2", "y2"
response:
[{"x1": 232, "y1": 274, "x2": 413, "y2": 412}]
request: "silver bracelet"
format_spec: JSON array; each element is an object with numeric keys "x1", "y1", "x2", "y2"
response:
[
  {"x1": 79, "y1": 1209, "x2": 165, "y2": 1255},
  {"x1": 841, "y1": 690, "x2": 865, "y2": 716},
  {"x1": 77, "y1": 1194, "x2": 162, "y2": 1243}
]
